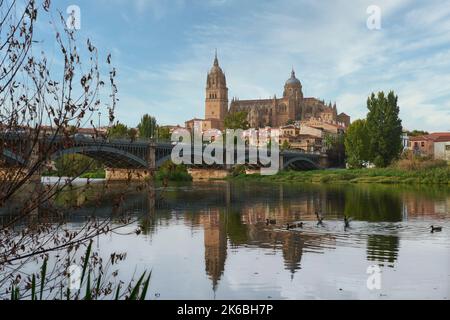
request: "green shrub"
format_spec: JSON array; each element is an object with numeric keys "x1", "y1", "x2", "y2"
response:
[{"x1": 156, "y1": 161, "x2": 192, "y2": 182}]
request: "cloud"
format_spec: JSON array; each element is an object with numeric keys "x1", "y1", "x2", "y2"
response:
[{"x1": 93, "y1": 0, "x2": 450, "y2": 131}]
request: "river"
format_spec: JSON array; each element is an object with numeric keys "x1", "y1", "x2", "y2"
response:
[{"x1": 2, "y1": 180, "x2": 450, "y2": 299}]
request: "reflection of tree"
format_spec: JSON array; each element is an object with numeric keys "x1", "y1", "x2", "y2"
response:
[
  {"x1": 367, "y1": 235, "x2": 399, "y2": 267},
  {"x1": 344, "y1": 186, "x2": 402, "y2": 222},
  {"x1": 226, "y1": 210, "x2": 248, "y2": 246}
]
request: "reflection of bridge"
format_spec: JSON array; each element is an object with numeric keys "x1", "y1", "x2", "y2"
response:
[{"x1": 1, "y1": 134, "x2": 327, "y2": 173}]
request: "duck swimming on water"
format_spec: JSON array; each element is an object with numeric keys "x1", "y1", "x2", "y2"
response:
[
  {"x1": 431, "y1": 226, "x2": 443, "y2": 233},
  {"x1": 315, "y1": 212, "x2": 324, "y2": 226},
  {"x1": 344, "y1": 216, "x2": 351, "y2": 229},
  {"x1": 266, "y1": 219, "x2": 276, "y2": 226}
]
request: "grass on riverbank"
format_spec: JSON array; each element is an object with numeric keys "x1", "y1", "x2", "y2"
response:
[{"x1": 233, "y1": 166, "x2": 450, "y2": 185}]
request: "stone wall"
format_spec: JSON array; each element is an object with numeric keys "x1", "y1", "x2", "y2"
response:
[
  {"x1": 105, "y1": 168, "x2": 152, "y2": 181},
  {"x1": 188, "y1": 168, "x2": 230, "y2": 181}
]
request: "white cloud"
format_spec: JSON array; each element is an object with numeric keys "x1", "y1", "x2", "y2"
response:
[{"x1": 108, "y1": 0, "x2": 450, "y2": 131}]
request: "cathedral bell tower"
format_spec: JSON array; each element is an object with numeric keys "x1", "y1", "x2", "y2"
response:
[{"x1": 205, "y1": 51, "x2": 229, "y2": 129}]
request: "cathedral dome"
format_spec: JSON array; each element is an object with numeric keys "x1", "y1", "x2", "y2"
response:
[{"x1": 285, "y1": 69, "x2": 301, "y2": 86}]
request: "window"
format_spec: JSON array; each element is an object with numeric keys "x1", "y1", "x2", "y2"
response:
[
  {"x1": 446, "y1": 145, "x2": 450, "y2": 151},
  {"x1": 421, "y1": 142, "x2": 425, "y2": 147}
]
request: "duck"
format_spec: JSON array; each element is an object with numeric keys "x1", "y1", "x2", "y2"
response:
[
  {"x1": 344, "y1": 216, "x2": 351, "y2": 229},
  {"x1": 315, "y1": 212, "x2": 324, "y2": 226},
  {"x1": 266, "y1": 219, "x2": 276, "y2": 226},
  {"x1": 296, "y1": 222, "x2": 304, "y2": 229},
  {"x1": 286, "y1": 223, "x2": 294, "y2": 230},
  {"x1": 430, "y1": 226, "x2": 443, "y2": 233}
]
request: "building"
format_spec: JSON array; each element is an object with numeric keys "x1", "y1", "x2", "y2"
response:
[
  {"x1": 229, "y1": 68, "x2": 346, "y2": 128},
  {"x1": 408, "y1": 132, "x2": 450, "y2": 159},
  {"x1": 204, "y1": 52, "x2": 229, "y2": 131},
  {"x1": 190, "y1": 53, "x2": 350, "y2": 132},
  {"x1": 280, "y1": 134, "x2": 323, "y2": 153},
  {"x1": 434, "y1": 137, "x2": 450, "y2": 161}
]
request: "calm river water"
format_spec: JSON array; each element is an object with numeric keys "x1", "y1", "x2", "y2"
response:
[{"x1": 3, "y1": 180, "x2": 450, "y2": 299}]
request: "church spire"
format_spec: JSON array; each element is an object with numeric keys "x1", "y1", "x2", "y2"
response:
[{"x1": 214, "y1": 49, "x2": 219, "y2": 67}]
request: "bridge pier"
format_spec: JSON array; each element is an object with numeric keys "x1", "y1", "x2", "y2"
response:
[{"x1": 105, "y1": 142, "x2": 157, "y2": 181}]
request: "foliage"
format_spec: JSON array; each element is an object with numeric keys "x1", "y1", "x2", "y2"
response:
[
  {"x1": 281, "y1": 140, "x2": 291, "y2": 151},
  {"x1": 234, "y1": 167, "x2": 450, "y2": 185},
  {"x1": 138, "y1": 114, "x2": 158, "y2": 139},
  {"x1": 128, "y1": 128, "x2": 138, "y2": 142},
  {"x1": 158, "y1": 126, "x2": 172, "y2": 141},
  {"x1": 324, "y1": 133, "x2": 346, "y2": 168},
  {"x1": 224, "y1": 111, "x2": 250, "y2": 130},
  {"x1": 366, "y1": 91, "x2": 403, "y2": 167},
  {"x1": 107, "y1": 122, "x2": 129, "y2": 139},
  {"x1": 231, "y1": 165, "x2": 246, "y2": 177},
  {"x1": 345, "y1": 119, "x2": 370, "y2": 168},
  {"x1": 156, "y1": 161, "x2": 192, "y2": 182},
  {"x1": 53, "y1": 154, "x2": 103, "y2": 177},
  {"x1": 0, "y1": 1, "x2": 158, "y2": 301},
  {"x1": 392, "y1": 151, "x2": 448, "y2": 171},
  {"x1": 8, "y1": 242, "x2": 151, "y2": 300},
  {"x1": 406, "y1": 130, "x2": 429, "y2": 137}
]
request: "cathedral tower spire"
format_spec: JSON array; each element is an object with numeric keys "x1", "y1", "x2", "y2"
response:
[{"x1": 205, "y1": 51, "x2": 229, "y2": 130}]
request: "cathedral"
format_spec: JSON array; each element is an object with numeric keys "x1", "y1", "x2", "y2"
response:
[{"x1": 189, "y1": 53, "x2": 350, "y2": 131}]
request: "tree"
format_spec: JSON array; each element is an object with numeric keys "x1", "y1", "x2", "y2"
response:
[
  {"x1": 407, "y1": 130, "x2": 429, "y2": 137},
  {"x1": 366, "y1": 91, "x2": 403, "y2": 167},
  {"x1": 138, "y1": 114, "x2": 157, "y2": 139},
  {"x1": 345, "y1": 119, "x2": 370, "y2": 168},
  {"x1": 324, "y1": 133, "x2": 346, "y2": 167},
  {"x1": 128, "y1": 128, "x2": 138, "y2": 142},
  {"x1": 224, "y1": 111, "x2": 250, "y2": 130},
  {"x1": 0, "y1": 1, "x2": 151, "y2": 300},
  {"x1": 281, "y1": 140, "x2": 291, "y2": 151},
  {"x1": 107, "y1": 122, "x2": 128, "y2": 139},
  {"x1": 158, "y1": 126, "x2": 172, "y2": 141}
]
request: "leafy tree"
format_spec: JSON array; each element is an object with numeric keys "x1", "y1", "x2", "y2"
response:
[
  {"x1": 224, "y1": 111, "x2": 250, "y2": 130},
  {"x1": 138, "y1": 114, "x2": 157, "y2": 139},
  {"x1": 128, "y1": 128, "x2": 138, "y2": 142},
  {"x1": 324, "y1": 133, "x2": 346, "y2": 167},
  {"x1": 155, "y1": 161, "x2": 192, "y2": 181},
  {"x1": 366, "y1": 91, "x2": 403, "y2": 167},
  {"x1": 285, "y1": 119, "x2": 295, "y2": 126},
  {"x1": 407, "y1": 130, "x2": 429, "y2": 137},
  {"x1": 158, "y1": 126, "x2": 172, "y2": 141},
  {"x1": 107, "y1": 122, "x2": 129, "y2": 139},
  {"x1": 54, "y1": 154, "x2": 103, "y2": 177},
  {"x1": 345, "y1": 119, "x2": 370, "y2": 168},
  {"x1": 281, "y1": 140, "x2": 291, "y2": 151}
]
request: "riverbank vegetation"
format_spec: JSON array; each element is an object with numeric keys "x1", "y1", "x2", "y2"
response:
[
  {"x1": 155, "y1": 161, "x2": 193, "y2": 182},
  {"x1": 233, "y1": 164, "x2": 450, "y2": 185}
]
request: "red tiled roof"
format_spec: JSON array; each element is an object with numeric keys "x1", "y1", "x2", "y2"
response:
[{"x1": 409, "y1": 132, "x2": 450, "y2": 142}]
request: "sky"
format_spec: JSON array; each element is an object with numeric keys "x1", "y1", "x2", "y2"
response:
[{"x1": 33, "y1": 0, "x2": 450, "y2": 131}]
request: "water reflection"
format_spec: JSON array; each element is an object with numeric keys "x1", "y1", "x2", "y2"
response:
[{"x1": 2, "y1": 180, "x2": 449, "y2": 299}]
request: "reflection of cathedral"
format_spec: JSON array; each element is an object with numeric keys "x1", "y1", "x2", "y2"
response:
[{"x1": 200, "y1": 210, "x2": 227, "y2": 291}]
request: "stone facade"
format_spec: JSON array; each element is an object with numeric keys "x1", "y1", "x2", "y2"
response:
[
  {"x1": 192, "y1": 54, "x2": 350, "y2": 132},
  {"x1": 204, "y1": 53, "x2": 229, "y2": 131},
  {"x1": 229, "y1": 69, "x2": 345, "y2": 129}
]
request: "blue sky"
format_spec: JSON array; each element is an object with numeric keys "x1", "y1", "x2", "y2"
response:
[{"x1": 35, "y1": 0, "x2": 450, "y2": 131}]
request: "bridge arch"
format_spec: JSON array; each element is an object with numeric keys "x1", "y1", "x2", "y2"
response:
[
  {"x1": 1, "y1": 149, "x2": 26, "y2": 166},
  {"x1": 283, "y1": 156, "x2": 321, "y2": 170},
  {"x1": 51, "y1": 146, "x2": 149, "y2": 169}
]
